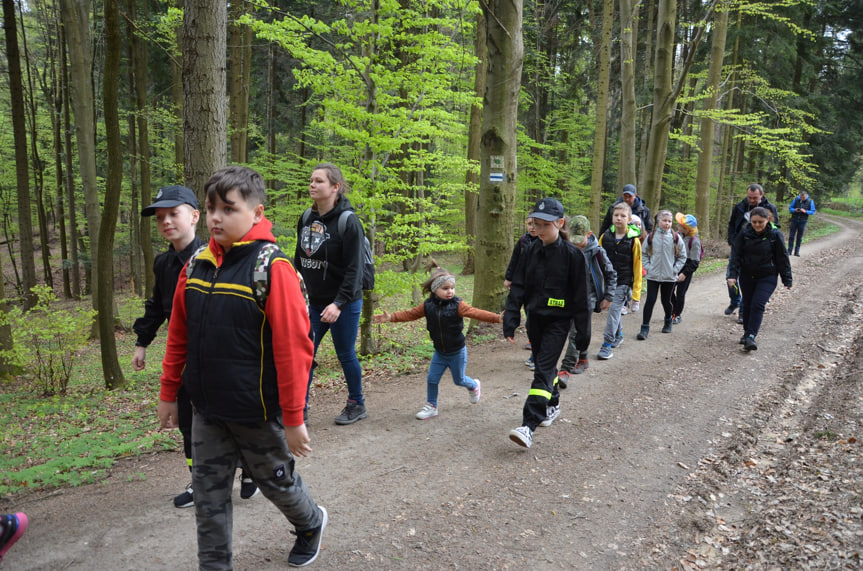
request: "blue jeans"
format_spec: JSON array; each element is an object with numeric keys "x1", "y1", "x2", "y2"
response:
[
  {"x1": 738, "y1": 274, "x2": 777, "y2": 338},
  {"x1": 308, "y1": 298, "x2": 364, "y2": 405},
  {"x1": 788, "y1": 218, "x2": 808, "y2": 254},
  {"x1": 425, "y1": 346, "x2": 478, "y2": 407}
]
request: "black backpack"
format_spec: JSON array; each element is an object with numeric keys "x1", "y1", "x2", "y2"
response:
[{"x1": 302, "y1": 208, "x2": 375, "y2": 291}]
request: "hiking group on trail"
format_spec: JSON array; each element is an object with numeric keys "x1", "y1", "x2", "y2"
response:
[{"x1": 17, "y1": 165, "x2": 788, "y2": 570}]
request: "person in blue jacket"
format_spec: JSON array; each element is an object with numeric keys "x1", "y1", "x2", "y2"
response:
[{"x1": 787, "y1": 190, "x2": 816, "y2": 256}]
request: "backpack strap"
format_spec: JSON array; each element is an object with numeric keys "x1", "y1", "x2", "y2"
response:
[{"x1": 185, "y1": 244, "x2": 209, "y2": 281}]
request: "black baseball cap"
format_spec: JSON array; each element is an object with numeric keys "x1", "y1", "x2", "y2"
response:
[
  {"x1": 529, "y1": 197, "x2": 565, "y2": 221},
  {"x1": 141, "y1": 185, "x2": 199, "y2": 217}
]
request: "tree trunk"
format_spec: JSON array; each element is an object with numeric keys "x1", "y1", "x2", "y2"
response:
[
  {"x1": 588, "y1": 0, "x2": 614, "y2": 229},
  {"x1": 183, "y1": 0, "x2": 228, "y2": 226},
  {"x1": 473, "y1": 0, "x2": 524, "y2": 312},
  {"x1": 617, "y1": 0, "x2": 639, "y2": 188},
  {"x1": 172, "y1": 0, "x2": 184, "y2": 178},
  {"x1": 694, "y1": 2, "x2": 729, "y2": 235},
  {"x1": 463, "y1": 11, "x2": 487, "y2": 276},
  {"x1": 3, "y1": 0, "x2": 38, "y2": 308},
  {"x1": 59, "y1": 0, "x2": 101, "y2": 310},
  {"x1": 229, "y1": 1, "x2": 253, "y2": 164},
  {"x1": 99, "y1": 0, "x2": 125, "y2": 389},
  {"x1": 60, "y1": 21, "x2": 81, "y2": 299}
]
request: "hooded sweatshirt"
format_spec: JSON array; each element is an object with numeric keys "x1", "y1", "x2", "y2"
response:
[
  {"x1": 580, "y1": 234, "x2": 617, "y2": 312},
  {"x1": 643, "y1": 228, "x2": 687, "y2": 282}
]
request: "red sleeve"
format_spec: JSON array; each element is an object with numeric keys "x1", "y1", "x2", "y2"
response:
[
  {"x1": 387, "y1": 304, "x2": 426, "y2": 323},
  {"x1": 159, "y1": 265, "x2": 189, "y2": 402},
  {"x1": 266, "y1": 259, "x2": 315, "y2": 427},
  {"x1": 458, "y1": 301, "x2": 503, "y2": 323}
]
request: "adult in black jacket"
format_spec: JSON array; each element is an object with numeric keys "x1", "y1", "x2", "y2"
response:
[
  {"x1": 295, "y1": 163, "x2": 367, "y2": 426},
  {"x1": 599, "y1": 184, "x2": 653, "y2": 236},
  {"x1": 724, "y1": 183, "x2": 780, "y2": 315},
  {"x1": 727, "y1": 207, "x2": 792, "y2": 351}
]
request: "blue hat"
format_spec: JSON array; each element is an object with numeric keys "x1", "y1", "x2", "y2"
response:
[
  {"x1": 529, "y1": 197, "x2": 565, "y2": 221},
  {"x1": 142, "y1": 185, "x2": 199, "y2": 216},
  {"x1": 622, "y1": 184, "x2": 637, "y2": 196}
]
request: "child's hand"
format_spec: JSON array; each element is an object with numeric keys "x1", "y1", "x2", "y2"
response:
[
  {"x1": 158, "y1": 399, "x2": 179, "y2": 429},
  {"x1": 284, "y1": 424, "x2": 312, "y2": 458},
  {"x1": 726, "y1": 278, "x2": 737, "y2": 288},
  {"x1": 678, "y1": 273, "x2": 686, "y2": 282},
  {"x1": 372, "y1": 310, "x2": 390, "y2": 324},
  {"x1": 599, "y1": 299, "x2": 611, "y2": 311},
  {"x1": 132, "y1": 346, "x2": 147, "y2": 371},
  {"x1": 499, "y1": 310, "x2": 505, "y2": 323}
]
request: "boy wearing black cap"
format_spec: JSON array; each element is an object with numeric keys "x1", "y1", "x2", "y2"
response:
[{"x1": 133, "y1": 185, "x2": 259, "y2": 506}]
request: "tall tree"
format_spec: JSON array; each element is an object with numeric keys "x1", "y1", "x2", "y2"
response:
[
  {"x1": 98, "y1": 0, "x2": 125, "y2": 389},
  {"x1": 3, "y1": 0, "x2": 38, "y2": 307},
  {"x1": 473, "y1": 0, "x2": 524, "y2": 311},
  {"x1": 463, "y1": 11, "x2": 487, "y2": 276},
  {"x1": 693, "y1": 1, "x2": 729, "y2": 233},
  {"x1": 617, "y1": 0, "x2": 639, "y2": 188},
  {"x1": 183, "y1": 0, "x2": 227, "y2": 216},
  {"x1": 59, "y1": 0, "x2": 101, "y2": 305},
  {"x1": 588, "y1": 0, "x2": 614, "y2": 228},
  {"x1": 229, "y1": 1, "x2": 253, "y2": 163}
]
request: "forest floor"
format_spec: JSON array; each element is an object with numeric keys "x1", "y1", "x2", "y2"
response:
[{"x1": 2, "y1": 215, "x2": 862, "y2": 570}]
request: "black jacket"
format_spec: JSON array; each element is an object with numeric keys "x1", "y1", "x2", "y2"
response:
[
  {"x1": 424, "y1": 296, "x2": 466, "y2": 353},
  {"x1": 600, "y1": 196, "x2": 653, "y2": 236},
  {"x1": 728, "y1": 223, "x2": 792, "y2": 287},
  {"x1": 727, "y1": 196, "x2": 780, "y2": 246},
  {"x1": 505, "y1": 232, "x2": 538, "y2": 282},
  {"x1": 295, "y1": 197, "x2": 364, "y2": 308},
  {"x1": 504, "y1": 236, "x2": 590, "y2": 338},
  {"x1": 133, "y1": 236, "x2": 205, "y2": 347}
]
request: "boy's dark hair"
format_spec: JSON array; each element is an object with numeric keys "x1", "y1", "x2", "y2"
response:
[
  {"x1": 205, "y1": 166, "x2": 266, "y2": 207},
  {"x1": 750, "y1": 206, "x2": 769, "y2": 219},
  {"x1": 313, "y1": 163, "x2": 349, "y2": 198},
  {"x1": 421, "y1": 267, "x2": 455, "y2": 295}
]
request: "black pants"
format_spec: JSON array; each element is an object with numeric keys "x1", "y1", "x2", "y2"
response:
[
  {"x1": 642, "y1": 280, "x2": 675, "y2": 325},
  {"x1": 671, "y1": 274, "x2": 692, "y2": 317},
  {"x1": 523, "y1": 314, "x2": 571, "y2": 431}
]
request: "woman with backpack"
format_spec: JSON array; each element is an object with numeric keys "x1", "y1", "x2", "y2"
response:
[
  {"x1": 727, "y1": 206, "x2": 792, "y2": 351},
  {"x1": 295, "y1": 163, "x2": 369, "y2": 425}
]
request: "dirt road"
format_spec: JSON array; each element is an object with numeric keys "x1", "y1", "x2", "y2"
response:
[{"x1": 4, "y1": 215, "x2": 862, "y2": 570}]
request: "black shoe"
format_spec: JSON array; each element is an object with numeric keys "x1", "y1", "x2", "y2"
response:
[
  {"x1": 173, "y1": 483, "x2": 194, "y2": 508},
  {"x1": 240, "y1": 473, "x2": 259, "y2": 500},
  {"x1": 739, "y1": 335, "x2": 747, "y2": 345},
  {"x1": 737, "y1": 316, "x2": 744, "y2": 325},
  {"x1": 794, "y1": 252, "x2": 800, "y2": 256},
  {"x1": 636, "y1": 324, "x2": 649, "y2": 340},
  {"x1": 661, "y1": 318, "x2": 673, "y2": 333},
  {"x1": 724, "y1": 304, "x2": 738, "y2": 315},
  {"x1": 743, "y1": 335, "x2": 758, "y2": 351},
  {"x1": 671, "y1": 315, "x2": 682, "y2": 325},
  {"x1": 288, "y1": 506, "x2": 328, "y2": 567},
  {"x1": 335, "y1": 400, "x2": 368, "y2": 425}
]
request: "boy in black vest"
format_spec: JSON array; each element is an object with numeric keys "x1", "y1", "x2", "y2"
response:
[{"x1": 158, "y1": 166, "x2": 327, "y2": 568}]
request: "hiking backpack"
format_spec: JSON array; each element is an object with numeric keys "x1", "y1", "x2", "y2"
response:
[{"x1": 301, "y1": 208, "x2": 375, "y2": 291}]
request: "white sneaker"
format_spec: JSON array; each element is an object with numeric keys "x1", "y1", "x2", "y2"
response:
[
  {"x1": 469, "y1": 380, "x2": 481, "y2": 404},
  {"x1": 539, "y1": 405, "x2": 561, "y2": 427},
  {"x1": 508, "y1": 426, "x2": 533, "y2": 448},
  {"x1": 621, "y1": 304, "x2": 629, "y2": 315},
  {"x1": 630, "y1": 301, "x2": 640, "y2": 312},
  {"x1": 415, "y1": 403, "x2": 438, "y2": 420}
]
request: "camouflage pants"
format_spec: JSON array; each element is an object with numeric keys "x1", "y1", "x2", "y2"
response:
[{"x1": 192, "y1": 410, "x2": 322, "y2": 570}]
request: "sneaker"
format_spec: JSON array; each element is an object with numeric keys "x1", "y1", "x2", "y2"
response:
[
  {"x1": 508, "y1": 426, "x2": 533, "y2": 448},
  {"x1": 173, "y1": 483, "x2": 194, "y2": 508},
  {"x1": 334, "y1": 400, "x2": 368, "y2": 425},
  {"x1": 524, "y1": 355, "x2": 534, "y2": 368},
  {"x1": 523, "y1": 341, "x2": 532, "y2": 350},
  {"x1": 469, "y1": 380, "x2": 481, "y2": 404},
  {"x1": 597, "y1": 343, "x2": 614, "y2": 360},
  {"x1": 672, "y1": 315, "x2": 682, "y2": 325},
  {"x1": 0, "y1": 513, "x2": 28, "y2": 562},
  {"x1": 743, "y1": 335, "x2": 758, "y2": 351},
  {"x1": 555, "y1": 370, "x2": 571, "y2": 389},
  {"x1": 630, "y1": 301, "x2": 640, "y2": 312},
  {"x1": 416, "y1": 403, "x2": 439, "y2": 420},
  {"x1": 737, "y1": 315, "x2": 744, "y2": 325},
  {"x1": 288, "y1": 506, "x2": 328, "y2": 567},
  {"x1": 539, "y1": 405, "x2": 561, "y2": 427},
  {"x1": 724, "y1": 304, "x2": 738, "y2": 315},
  {"x1": 739, "y1": 335, "x2": 747, "y2": 345},
  {"x1": 611, "y1": 332, "x2": 624, "y2": 348},
  {"x1": 620, "y1": 304, "x2": 629, "y2": 315},
  {"x1": 240, "y1": 474, "x2": 260, "y2": 500},
  {"x1": 573, "y1": 359, "x2": 589, "y2": 374}
]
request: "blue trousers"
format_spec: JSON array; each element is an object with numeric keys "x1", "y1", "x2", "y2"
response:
[
  {"x1": 739, "y1": 274, "x2": 778, "y2": 338},
  {"x1": 425, "y1": 346, "x2": 478, "y2": 407},
  {"x1": 308, "y1": 298, "x2": 364, "y2": 405},
  {"x1": 788, "y1": 218, "x2": 808, "y2": 254}
]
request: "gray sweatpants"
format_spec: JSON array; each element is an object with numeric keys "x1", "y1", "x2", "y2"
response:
[
  {"x1": 192, "y1": 410, "x2": 322, "y2": 570},
  {"x1": 602, "y1": 284, "x2": 631, "y2": 344}
]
